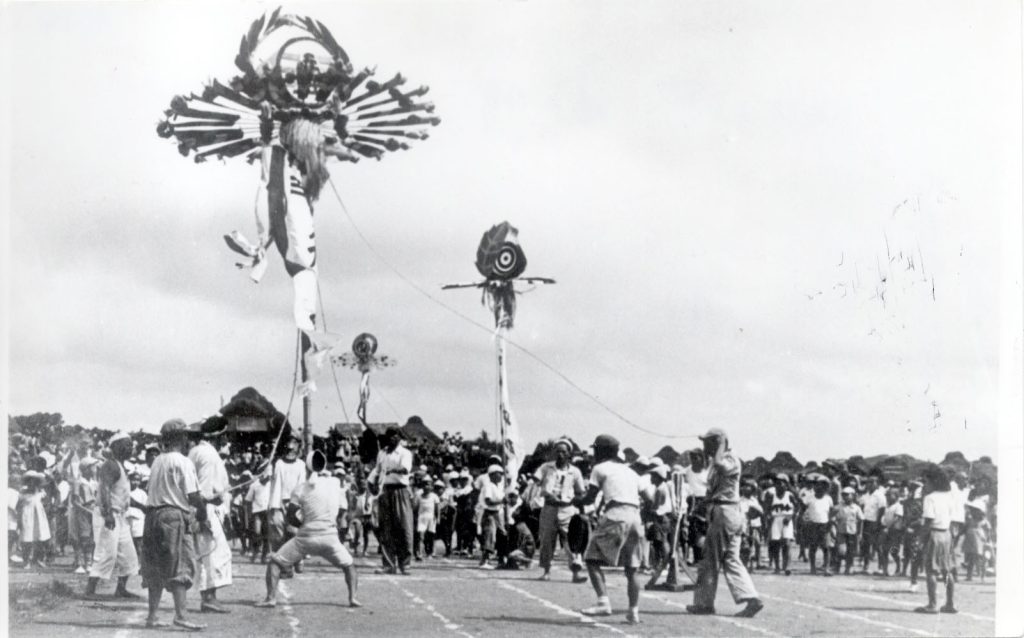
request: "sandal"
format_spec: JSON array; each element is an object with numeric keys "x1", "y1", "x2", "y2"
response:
[{"x1": 172, "y1": 619, "x2": 207, "y2": 631}]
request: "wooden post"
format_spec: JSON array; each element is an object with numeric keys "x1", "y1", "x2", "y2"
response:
[{"x1": 300, "y1": 328, "x2": 313, "y2": 453}]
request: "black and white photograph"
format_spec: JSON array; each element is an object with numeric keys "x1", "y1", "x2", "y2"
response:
[{"x1": 2, "y1": 2, "x2": 1022, "y2": 636}]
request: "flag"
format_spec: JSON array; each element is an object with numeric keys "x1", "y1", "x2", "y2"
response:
[
  {"x1": 496, "y1": 325, "x2": 522, "y2": 480},
  {"x1": 357, "y1": 369, "x2": 371, "y2": 426},
  {"x1": 228, "y1": 145, "x2": 319, "y2": 331}
]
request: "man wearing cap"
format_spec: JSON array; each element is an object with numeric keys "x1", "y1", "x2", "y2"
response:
[
  {"x1": 85, "y1": 432, "x2": 140, "y2": 599},
  {"x1": 188, "y1": 424, "x2": 233, "y2": 613},
  {"x1": 366, "y1": 426, "x2": 414, "y2": 574},
  {"x1": 268, "y1": 439, "x2": 307, "y2": 574},
  {"x1": 572, "y1": 434, "x2": 644, "y2": 625},
  {"x1": 687, "y1": 428, "x2": 763, "y2": 618},
  {"x1": 256, "y1": 450, "x2": 360, "y2": 609},
  {"x1": 533, "y1": 439, "x2": 587, "y2": 582},
  {"x1": 143, "y1": 419, "x2": 207, "y2": 631}
]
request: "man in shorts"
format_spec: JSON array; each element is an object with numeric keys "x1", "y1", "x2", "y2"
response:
[
  {"x1": 256, "y1": 450, "x2": 360, "y2": 608},
  {"x1": 143, "y1": 419, "x2": 207, "y2": 631},
  {"x1": 572, "y1": 434, "x2": 643, "y2": 625}
]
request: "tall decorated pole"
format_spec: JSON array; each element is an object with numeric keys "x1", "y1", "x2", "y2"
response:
[
  {"x1": 155, "y1": 8, "x2": 438, "y2": 452},
  {"x1": 444, "y1": 222, "x2": 555, "y2": 487},
  {"x1": 335, "y1": 332, "x2": 396, "y2": 428}
]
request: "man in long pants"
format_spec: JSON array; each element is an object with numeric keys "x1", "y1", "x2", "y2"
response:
[
  {"x1": 688, "y1": 428, "x2": 763, "y2": 618},
  {"x1": 367, "y1": 426, "x2": 414, "y2": 574},
  {"x1": 189, "y1": 425, "x2": 233, "y2": 613},
  {"x1": 534, "y1": 440, "x2": 587, "y2": 582},
  {"x1": 85, "y1": 432, "x2": 139, "y2": 599}
]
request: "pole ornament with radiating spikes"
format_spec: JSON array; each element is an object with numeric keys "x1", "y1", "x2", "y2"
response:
[
  {"x1": 156, "y1": 8, "x2": 437, "y2": 448},
  {"x1": 155, "y1": 6, "x2": 439, "y2": 334},
  {"x1": 157, "y1": 8, "x2": 439, "y2": 165}
]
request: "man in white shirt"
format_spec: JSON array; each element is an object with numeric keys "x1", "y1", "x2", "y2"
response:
[
  {"x1": 268, "y1": 439, "x2": 307, "y2": 574},
  {"x1": 366, "y1": 426, "x2": 413, "y2": 574},
  {"x1": 256, "y1": 450, "x2": 359, "y2": 609},
  {"x1": 188, "y1": 427, "x2": 233, "y2": 613},
  {"x1": 572, "y1": 435, "x2": 644, "y2": 625},
  {"x1": 533, "y1": 439, "x2": 587, "y2": 582},
  {"x1": 142, "y1": 419, "x2": 207, "y2": 631}
]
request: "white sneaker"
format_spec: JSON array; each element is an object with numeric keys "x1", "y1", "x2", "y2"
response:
[
  {"x1": 908, "y1": 583, "x2": 919, "y2": 593},
  {"x1": 74, "y1": 566, "x2": 86, "y2": 574},
  {"x1": 478, "y1": 563, "x2": 494, "y2": 570},
  {"x1": 625, "y1": 611, "x2": 641, "y2": 625},
  {"x1": 581, "y1": 604, "x2": 612, "y2": 617}
]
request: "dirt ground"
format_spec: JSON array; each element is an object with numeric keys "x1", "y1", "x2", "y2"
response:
[{"x1": 7, "y1": 546, "x2": 995, "y2": 638}]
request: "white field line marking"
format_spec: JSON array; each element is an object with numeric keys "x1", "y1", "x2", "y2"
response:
[
  {"x1": 278, "y1": 581, "x2": 301, "y2": 638},
  {"x1": 389, "y1": 577, "x2": 476, "y2": 638},
  {"x1": 310, "y1": 574, "x2": 462, "y2": 582},
  {"x1": 761, "y1": 593, "x2": 938, "y2": 637},
  {"x1": 756, "y1": 573, "x2": 996, "y2": 624},
  {"x1": 844, "y1": 589, "x2": 995, "y2": 622},
  {"x1": 441, "y1": 557, "x2": 635, "y2": 636},
  {"x1": 496, "y1": 581, "x2": 636, "y2": 637},
  {"x1": 640, "y1": 593, "x2": 785, "y2": 637}
]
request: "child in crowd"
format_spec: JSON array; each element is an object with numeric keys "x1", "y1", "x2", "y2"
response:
[
  {"x1": 8, "y1": 475, "x2": 22, "y2": 565},
  {"x1": 348, "y1": 479, "x2": 369, "y2": 557},
  {"x1": 245, "y1": 463, "x2": 271, "y2": 563},
  {"x1": 962, "y1": 501, "x2": 992, "y2": 582},
  {"x1": 796, "y1": 475, "x2": 814, "y2": 562},
  {"x1": 834, "y1": 487, "x2": 864, "y2": 575},
  {"x1": 125, "y1": 472, "x2": 147, "y2": 561},
  {"x1": 18, "y1": 471, "x2": 51, "y2": 569},
  {"x1": 505, "y1": 508, "x2": 536, "y2": 570},
  {"x1": 767, "y1": 474, "x2": 795, "y2": 575},
  {"x1": 739, "y1": 480, "x2": 764, "y2": 571},
  {"x1": 877, "y1": 488, "x2": 903, "y2": 576},
  {"x1": 903, "y1": 480, "x2": 925, "y2": 590},
  {"x1": 416, "y1": 481, "x2": 441, "y2": 559},
  {"x1": 70, "y1": 458, "x2": 99, "y2": 574},
  {"x1": 804, "y1": 476, "x2": 833, "y2": 576}
]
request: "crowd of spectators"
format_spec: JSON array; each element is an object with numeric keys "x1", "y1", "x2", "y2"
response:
[{"x1": 6, "y1": 413, "x2": 998, "y2": 597}]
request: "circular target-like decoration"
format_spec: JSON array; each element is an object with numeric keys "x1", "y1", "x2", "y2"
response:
[
  {"x1": 352, "y1": 333, "x2": 378, "y2": 358},
  {"x1": 490, "y1": 243, "x2": 527, "y2": 280}
]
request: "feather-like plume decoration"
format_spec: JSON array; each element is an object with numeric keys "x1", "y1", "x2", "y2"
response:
[{"x1": 158, "y1": 7, "x2": 438, "y2": 166}]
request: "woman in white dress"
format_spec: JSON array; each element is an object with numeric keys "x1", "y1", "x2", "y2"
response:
[{"x1": 19, "y1": 471, "x2": 51, "y2": 568}]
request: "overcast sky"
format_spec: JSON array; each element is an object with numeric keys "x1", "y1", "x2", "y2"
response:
[{"x1": 4, "y1": 1, "x2": 1021, "y2": 463}]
